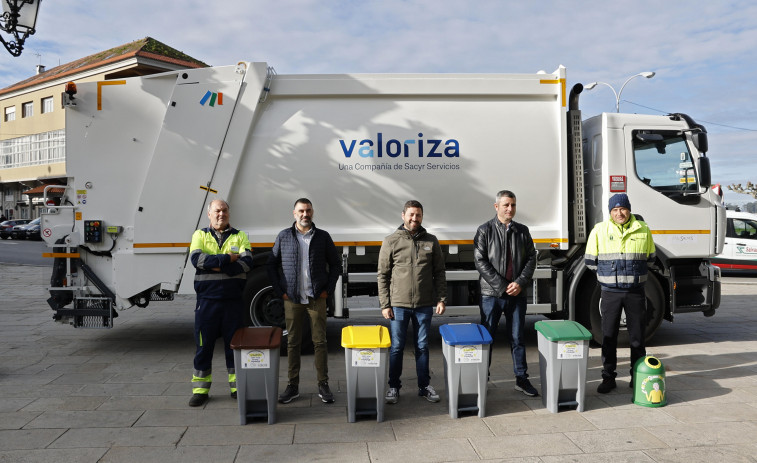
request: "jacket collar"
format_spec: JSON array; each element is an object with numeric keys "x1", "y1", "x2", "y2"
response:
[
  {"x1": 491, "y1": 216, "x2": 519, "y2": 232},
  {"x1": 396, "y1": 223, "x2": 426, "y2": 239},
  {"x1": 290, "y1": 222, "x2": 317, "y2": 236},
  {"x1": 610, "y1": 214, "x2": 640, "y2": 233},
  {"x1": 204, "y1": 226, "x2": 237, "y2": 237}
]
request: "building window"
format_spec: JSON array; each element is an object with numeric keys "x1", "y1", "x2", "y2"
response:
[
  {"x1": 1, "y1": 129, "x2": 66, "y2": 168},
  {"x1": 4, "y1": 106, "x2": 15, "y2": 122},
  {"x1": 41, "y1": 96, "x2": 53, "y2": 114},
  {"x1": 22, "y1": 101, "x2": 33, "y2": 118}
]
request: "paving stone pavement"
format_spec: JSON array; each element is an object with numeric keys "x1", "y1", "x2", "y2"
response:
[{"x1": 1, "y1": 264, "x2": 756, "y2": 462}]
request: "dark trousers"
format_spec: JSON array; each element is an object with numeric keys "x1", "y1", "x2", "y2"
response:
[
  {"x1": 284, "y1": 297, "x2": 329, "y2": 386},
  {"x1": 480, "y1": 294, "x2": 528, "y2": 378},
  {"x1": 193, "y1": 297, "x2": 243, "y2": 372},
  {"x1": 600, "y1": 289, "x2": 646, "y2": 379}
]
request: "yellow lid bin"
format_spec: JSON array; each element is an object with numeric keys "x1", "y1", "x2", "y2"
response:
[
  {"x1": 341, "y1": 325, "x2": 391, "y2": 423},
  {"x1": 341, "y1": 325, "x2": 391, "y2": 348}
]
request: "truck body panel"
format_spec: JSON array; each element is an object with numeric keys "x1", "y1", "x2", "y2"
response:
[{"x1": 43, "y1": 62, "x2": 723, "y2": 340}]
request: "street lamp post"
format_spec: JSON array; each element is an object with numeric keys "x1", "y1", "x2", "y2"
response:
[
  {"x1": 1, "y1": 0, "x2": 41, "y2": 57},
  {"x1": 585, "y1": 72, "x2": 655, "y2": 112}
]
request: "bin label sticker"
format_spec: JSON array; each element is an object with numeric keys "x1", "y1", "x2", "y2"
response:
[
  {"x1": 557, "y1": 341, "x2": 583, "y2": 359},
  {"x1": 241, "y1": 349, "x2": 270, "y2": 368},
  {"x1": 352, "y1": 348, "x2": 380, "y2": 367},
  {"x1": 454, "y1": 344, "x2": 482, "y2": 363}
]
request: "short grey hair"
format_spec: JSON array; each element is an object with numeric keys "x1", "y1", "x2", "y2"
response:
[
  {"x1": 208, "y1": 199, "x2": 230, "y2": 212},
  {"x1": 495, "y1": 190, "x2": 516, "y2": 202}
]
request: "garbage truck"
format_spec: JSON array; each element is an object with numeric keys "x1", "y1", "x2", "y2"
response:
[{"x1": 41, "y1": 62, "x2": 724, "y2": 342}]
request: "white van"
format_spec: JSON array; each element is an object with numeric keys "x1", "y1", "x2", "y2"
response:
[{"x1": 712, "y1": 210, "x2": 757, "y2": 270}]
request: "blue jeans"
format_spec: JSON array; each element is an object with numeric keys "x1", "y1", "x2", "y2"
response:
[
  {"x1": 388, "y1": 306, "x2": 433, "y2": 390},
  {"x1": 480, "y1": 295, "x2": 528, "y2": 378}
]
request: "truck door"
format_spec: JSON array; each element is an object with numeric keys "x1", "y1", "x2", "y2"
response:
[{"x1": 625, "y1": 128, "x2": 713, "y2": 260}]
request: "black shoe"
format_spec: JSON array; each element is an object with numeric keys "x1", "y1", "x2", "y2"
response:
[
  {"x1": 231, "y1": 391, "x2": 237, "y2": 400},
  {"x1": 597, "y1": 377, "x2": 617, "y2": 394},
  {"x1": 278, "y1": 384, "x2": 299, "y2": 404},
  {"x1": 514, "y1": 377, "x2": 539, "y2": 397},
  {"x1": 418, "y1": 385, "x2": 441, "y2": 402},
  {"x1": 188, "y1": 393, "x2": 208, "y2": 407},
  {"x1": 318, "y1": 382, "x2": 335, "y2": 403}
]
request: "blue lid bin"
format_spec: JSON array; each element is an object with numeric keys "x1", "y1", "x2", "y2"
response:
[
  {"x1": 534, "y1": 320, "x2": 592, "y2": 413},
  {"x1": 230, "y1": 326, "x2": 283, "y2": 425},
  {"x1": 341, "y1": 326, "x2": 391, "y2": 423},
  {"x1": 439, "y1": 323, "x2": 493, "y2": 419}
]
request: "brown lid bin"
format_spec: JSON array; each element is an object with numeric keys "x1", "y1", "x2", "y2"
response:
[{"x1": 230, "y1": 326, "x2": 283, "y2": 350}]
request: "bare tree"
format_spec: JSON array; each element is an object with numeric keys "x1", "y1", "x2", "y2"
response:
[{"x1": 728, "y1": 182, "x2": 757, "y2": 199}]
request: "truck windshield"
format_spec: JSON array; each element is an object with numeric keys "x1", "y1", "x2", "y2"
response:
[{"x1": 633, "y1": 130, "x2": 698, "y2": 195}]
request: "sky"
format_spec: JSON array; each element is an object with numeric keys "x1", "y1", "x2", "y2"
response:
[{"x1": 2, "y1": 0, "x2": 756, "y2": 205}]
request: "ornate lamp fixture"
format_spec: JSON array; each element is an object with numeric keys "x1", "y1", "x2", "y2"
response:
[{"x1": 1, "y1": 0, "x2": 41, "y2": 57}]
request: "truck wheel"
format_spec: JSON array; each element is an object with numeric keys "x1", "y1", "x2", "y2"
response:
[
  {"x1": 244, "y1": 271, "x2": 284, "y2": 328},
  {"x1": 242, "y1": 269, "x2": 313, "y2": 355},
  {"x1": 586, "y1": 275, "x2": 665, "y2": 344}
]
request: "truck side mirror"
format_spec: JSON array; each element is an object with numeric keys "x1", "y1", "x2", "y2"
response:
[
  {"x1": 698, "y1": 156, "x2": 712, "y2": 188},
  {"x1": 692, "y1": 132, "x2": 708, "y2": 153}
]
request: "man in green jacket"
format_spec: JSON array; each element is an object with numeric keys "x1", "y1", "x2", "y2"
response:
[{"x1": 378, "y1": 200, "x2": 447, "y2": 404}]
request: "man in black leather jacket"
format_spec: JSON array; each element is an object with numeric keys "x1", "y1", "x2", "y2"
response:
[{"x1": 474, "y1": 190, "x2": 538, "y2": 396}]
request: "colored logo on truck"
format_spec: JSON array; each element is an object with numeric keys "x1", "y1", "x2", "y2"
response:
[
  {"x1": 199, "y1": 91, "x2": 223, "y2": 107},
  {"x1": 339, "y1": 133, "x2": 459, "y2": 158}
]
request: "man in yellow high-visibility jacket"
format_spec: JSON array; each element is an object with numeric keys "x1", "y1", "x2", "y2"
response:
[
  {"x1": 585, "y1": 193, "x2": 655, "y2": 394},
  {"x1": 188, "y1": 199, "x2": 253, "y2": 407}
]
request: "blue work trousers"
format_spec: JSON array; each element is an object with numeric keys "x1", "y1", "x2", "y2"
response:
[
  {"x1": 193, "y1": 297, "x2": 243, "y2": 372},
  {"x1": 480, "y1": 294, "x2": 529, "y2": 379},
  {"x1": 600, "y1": 289, "x2": 647, "y2": 379}
]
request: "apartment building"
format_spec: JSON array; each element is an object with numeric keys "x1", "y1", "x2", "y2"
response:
[{"x1": 0, "y1": 37, "x2": 207, "y2": 219}]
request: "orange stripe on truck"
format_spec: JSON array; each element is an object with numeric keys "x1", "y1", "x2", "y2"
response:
[
  {"x1": 97, "y1": 80, "x2": 126, "y2": 110},
  {"x1": 43, "y1": 253, "x2": 81, "y2": 258}
]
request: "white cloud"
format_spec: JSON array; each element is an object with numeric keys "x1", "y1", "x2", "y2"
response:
[{"x1": 1, "y1": 0, "x2": 755, "y2": 200}]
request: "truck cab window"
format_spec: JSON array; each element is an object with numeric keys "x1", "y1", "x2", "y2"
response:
[{"x1": 633, "y1": 130, "x2": 698, "y2": 196}]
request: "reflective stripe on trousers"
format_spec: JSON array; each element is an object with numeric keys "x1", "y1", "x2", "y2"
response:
[{"x1": 192, "y1": 368, "x2": 237, "y2": 394}]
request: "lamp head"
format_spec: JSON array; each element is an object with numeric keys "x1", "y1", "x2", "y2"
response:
[{"x1": 0, "y1": 0, "x2": 41, "y2": 57}]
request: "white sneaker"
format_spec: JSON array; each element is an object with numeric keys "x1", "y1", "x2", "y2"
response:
[
  {"x1": 385, "y1": 387, "x2": 399, "y2": 404},
  {"x1": 419, "y1": 385, "x2": 440, "y2": 402}
]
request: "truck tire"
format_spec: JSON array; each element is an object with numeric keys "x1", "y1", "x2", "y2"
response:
[
  {"x1": 243, "y1": 270, "x2": 283, "y2": 328},
  {"x1": 584, "y1": 274, "x2": 665, "y2": 344},
  {"x1": 242, "y1": 268, "x2": 312, "y2": 355}
]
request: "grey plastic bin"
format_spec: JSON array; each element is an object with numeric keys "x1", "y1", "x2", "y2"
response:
[
  {"x1": 230, "y1": 326, "x2": 282, "y2": 425},
  {"x1": 440, "y1": 323, "x2": 493, "y2": 418},
  {"x1": 534, "y1": 320, "x2": 592, "y2": 413},
  {"x1": 341, "y1": 325, "x2": 391, "y2": 423}
]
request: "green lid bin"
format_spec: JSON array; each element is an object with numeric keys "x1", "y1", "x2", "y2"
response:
[{"x1": 534, "y1": 320, "x2": 592, "y2": 413}]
